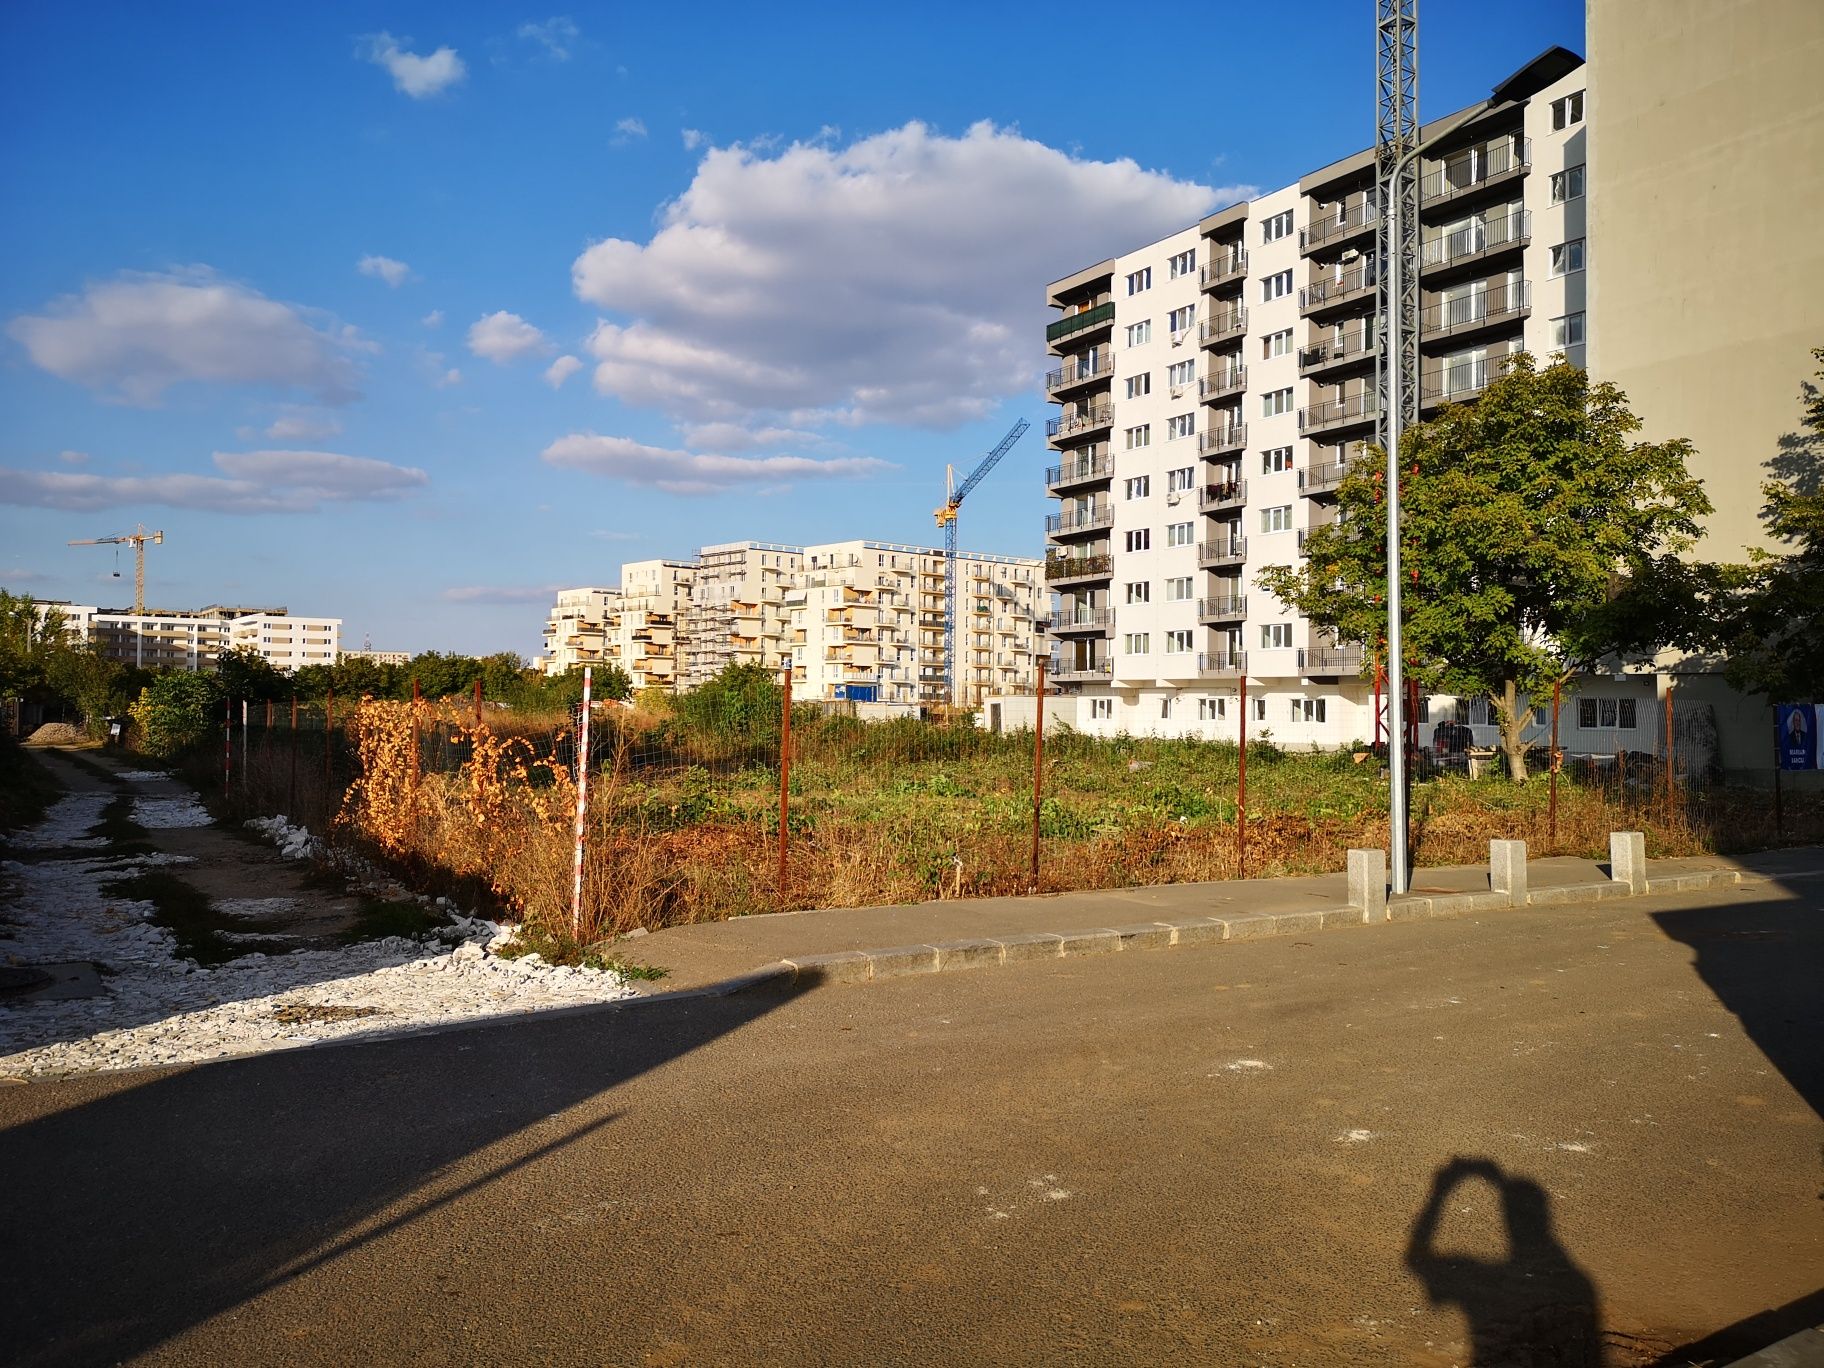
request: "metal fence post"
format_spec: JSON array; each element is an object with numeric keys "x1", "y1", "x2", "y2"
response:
[
  {"x1": 473, "y1": 677, "x2": 482, "y2": 727},
  {"x1": 411, "y1": 675, "x2": 422, "y2": 794},
  {"x1": 1548, "y1": 678, "x2": 1562, "y2": 849},
  {"x1": 223, "y1": 696, "x2": 232, "y2": 792},
  {"x1": 1030, "y1": 657, "x2": 1046, "y2": 885},
  {"x1": 778, "y1": 661, "x2": 793, "y2": 901},
  {"x1": 1664, "y1": 682, "x2": 1676, "y2": 818},
  {"x1": 1237, "y1": 673, "x2": 1249, "y2": 878},
  {"x1": 571, "y1": 666, "x2": 593, "y2": 940},
  {"x1": 240, "y1": 698, "x2": 248, "y2": 795},
  {"x1": 325, "y1": 687, "x2": 335, "y2": 792},
  {"x1": 289, "y1": 694, "x2": 299, "y2": 816}
]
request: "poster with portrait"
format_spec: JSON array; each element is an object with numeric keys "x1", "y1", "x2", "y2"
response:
[{"x1": 1777, "y1": 703, "x2": 1817, "y2": 770}]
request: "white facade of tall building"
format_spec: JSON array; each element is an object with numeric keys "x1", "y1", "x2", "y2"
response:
[{"x1": 35, "y1": 601, "x2": 341, "y2": 673}]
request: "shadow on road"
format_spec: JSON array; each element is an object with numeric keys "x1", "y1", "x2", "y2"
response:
[
  {"x1": 1406, "y1": 1155, "x2": 1603, "y2": 1367},
  {"x1": 0, "y1": 973, "x2": 822, "y2": 1368}
]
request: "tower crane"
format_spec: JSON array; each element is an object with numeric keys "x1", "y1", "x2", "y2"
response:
[
  {"x1": 933, "y1": 419, "x2": 1029, "y2": 709},
  {"x1": 68, "y1": 525, "x2": 164, "y2": 613}
]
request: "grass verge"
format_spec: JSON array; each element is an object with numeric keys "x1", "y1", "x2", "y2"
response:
[{"x1": 337, "y1": 897, "x2": 448, "y2": 944}]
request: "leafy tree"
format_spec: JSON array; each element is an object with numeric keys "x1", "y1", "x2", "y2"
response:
[
  {"x1": 47, "y1": 645, "x2": 125, "y2": 739},
  {"x1": 129, "y1": 671, "x2": 223, "y2": 757},
  {"x1": 0, "y1": 590, "x2": 68, "y2": 704},
  {"x1": 214, "y1": 646, "x2": 289, "y2": 703},
  {"x1": 674, "y1": 662, "x2": 780, "y2": 744},
  {"x1": 1258, "y1": 354, "x2": 1712, "y2": 779}
]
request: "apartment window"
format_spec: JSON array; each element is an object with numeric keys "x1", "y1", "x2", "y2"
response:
[
  {"x1": 1125, "y1": 373, "x2": 1152, "y2": 399},
  {"x1": 1167, "y1": 304, "x2": 1197, "y2": 334},
  {"x1": 1164, "y1": 576, "x2": 1193, "y2": 601},
  {"x1": 1124, "y1": 529, "x2": 1151, "y2": 552},
  {"x1": 1126, "y1": 320, "x2": 1152, "y2": 346},
  {"x1": 1168, "y1": 248, "x2": 1197, "y2": 279},
  {"x1": 1261, "y1": 622, "x2": 1293, "y2": 649},
  {"x1": 1290, "y1": 698, "x2": 1327, "y2": 723},
  {"x1": 1125, "y1": 425, "x2": 1151, "y2": 450},
  {"x1": 1125, "y1": 474, "x2": 1151, "y2": 499},
  {"x1": 1261, "y1": 445, "x2": 1293, "y2": 474},
  {"x1": 1253, "y1": 696, "x2": 1267, "y2": 721},
  {"x1": 1551, "y1": 312, "x2": 1586, "y2": 348},
  {"x1": 1166, "y1": 413, "x2": 1195, "y2": 440},
  {"x1": 1166, "y1": 359, "x2": 1196, "y2": 388},
  {"x1": 1198, "y1": 696, "x2": 1225, "y2": 721},
  {"x1": 1262, "y1": 269, "x2": 1293, "y2": 302},
  {"x1": 1261, "y1": 504, "x2": 1293, "y2": 533},
  {"x1": 1164, "y1": 629, "x2": 1193, "y2": 653},
  {"x1": 1261, "y1": 329, "x2": 1293, "y2": 359},
  {"x1": 1577, "y1": 697, "x2": 1638, "y2": 729},
  {"x1": 1125, "y1": 581, "x2": 1151, "y2": 605},
  {"x1": 1551, "y1": 90, "x2": 1584, "y2": 130},
  {"x1": 1166, "y1": 521, "x2": 1194, "y2": 547},
  {"x1": 1126, "y1": 267, "x2": 1153, "y2": 295},
  {"x1": 1166, "y1": 466, "x2": 1195, "y2": 493},
  {"x1": 1089, "y1": 697, "x2": 1114, "y2": 720},
  {"x1": 1261, "y1": 209, "x2": 1294, "y2": 242},
  {"x1": 1123, "y1": 633, "x2": 1151, "y2": 654},
  {"x1": 1262, "y1": 387, "x2": 1294, "y2": 417},
  {"x1": 1551, "y1": 238, "x2": 1585, "y2": 276},
  {"x1": 1550, "y1": 165, "x2": 1585, "y2": 203}
]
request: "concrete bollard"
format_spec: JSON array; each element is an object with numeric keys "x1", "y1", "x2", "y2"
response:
[
  {"x1": 1609, "y1": 831, "x2": 1647, "y2": 895},
  {"x1": 1348, "y1": 848, "x2": 1388, "y2": 924},
  {"x1": 1490, "y1": 839, "x2": 1528, "y2": 907}
]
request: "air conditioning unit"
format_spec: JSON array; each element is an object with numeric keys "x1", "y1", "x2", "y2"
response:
[
  {"x1": 1341, "y1": 248, "x2": 1362, "y2": 263},
  {"x1": 1169, "y1": 385, "x2": 1185, "y2": 400},
  {"x1": 1171, "y1": 329, "x2": 1188, "y2": 347},
  {"x1": 1166, "y1": 492, "x2": 1181, "y2": 506}
]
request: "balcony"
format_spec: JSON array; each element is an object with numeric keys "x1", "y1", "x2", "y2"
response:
[
  {"x1": 1420, "y1": 210, "x2": 1530, "y2": 276},
  {"x1": 1299, "y1": 391, "x2": 1377, "y2": 435},
  {"x1": 1422, "y1": 362, "x2": 1494, "y2": 409},
  {"x1": 1050, "y1": 608, "x2": 1113, "y2": 635},
  {"x1": 1046, "y1": 301, "x2": 1115, "y2": 347},
  {"x1": 1045, "y1": 506, "x2": 1114, "y2": 536},
  {"x1": 1046, "y1": 406, "x2": 1115, "y2": 444},
  {"x1": 1051, "y1": 658, "x2": 1114, "y2": 682},
  {"x1": 1200, "y1": 248, "x2": 1248, "y2": 290},
  {"x1": 1298, "y1": 327, "x2": 1378, "y2": 379},
  {"x1": 1420, "y1": 282, "x2": 1531, "y2": 342},
  {"x1": 1045, "y1": 351, "x2": 1116, "y2": 395},
  {"x1": 1199, "y1": 307, "x2": 1247, "y2": 347},
  {"x1": 1299, "y1": 263, "x2": 1377, "y2": 317},
  {"x1": 1420, "y1": 138, "x2": 1531, "y2": 208},
  {"x1": 1197, "y1": 595, "x2": 1247, "y2": 623},
  {"x1": 1045, "y1": 554, "x2": 1112, "y2": 584},
  {"x1": 1199, "y1": 421, "x2": 1247, "y2": 455},
  {"x1": 1198, "y1": 536, "x2": 1247, "y2": 568},
  {"x1": 1199, "y1": 364, "x2": 1247, "y2": 402},
  {"x1": 1300, "y1": 199, "x2": 1379, "y2": 255},
  {"x1": 1197, "y1": 650, "x2": 1247, "y2": 677},
  {"x1": 1045, "y1": 454, "x2": 1113, "y2": 491},
  {"x1": 1297, "y1": 645, "x2": 1366, "y2": 677},
  {"x1": 1298, "y1": 460, "x2": 1351, "y2": 496},
  {"x1": 1199, "y1": 478, "x2": 1246, "y2": 511}
]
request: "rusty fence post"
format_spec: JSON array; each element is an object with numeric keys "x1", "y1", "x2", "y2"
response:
[
  {"x1": 411, "y1": 675, "x2": 422, "y2": 793},
  {"x1": 1237, "y1": 673, "x2": 1248, "y2": 879},
  {"x1": 325, "y1": 687, "x2": 335, "y2": 792},
  {"x1": 289, "y1": 694, "x2": 299, "y2": 817},
  {"x1": 1664, "y1": 682, "x2": 1676, "y2": 820},
  {"x1": 1773, "y1": 709, "x2": 1784, "y2": 841},
  {"x1": 571, "y1": 666, "x2": 593, "y2": 940},
  {"x1": 240, "y1": 698, "x2": 248, "y2": 799},
  {"x1": 1548, "y1": 678, "x2": 1562, "y2": 850},
  {"x1": 1030, "y1": 657, "x2": 1046, "y2": 885},
  {"x1": 777, "y1": 661, "x2": 793, "y2": 902},
  {"x1": 473, "y1": 677, "x2": 482, "y2": 727}
]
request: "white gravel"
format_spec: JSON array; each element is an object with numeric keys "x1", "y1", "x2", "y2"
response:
[
  {"x1": 132, "y1": 795, "x2": 214, "y2": 828},
  {"x1": 6, "y1": 793, "x2": 109, "y2": 851}
]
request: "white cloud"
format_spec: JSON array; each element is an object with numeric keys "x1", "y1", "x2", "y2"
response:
[
  {"x1": 544, "y1": 354, "x2": 583, "y2": 389},
  {"x1": 681, "y1": 128, "x2": 706, "y2": 150},
  {"x1": 263, "y1": 408, "x2": 342, "y2": 441},
  {"x1": 57, "y1": 449, "x2": 88, "y2": 465},
  {"x1": 517, "y1": 17, "x2": 579, "y2": 60},
  {"x1": 0, "y1": 449, "x2": 428, "y2": 514},
  {"x1": 435, "y1": 367, "x2": 463, "y2": 388},
  {"x1": 362, "y1": 32, "x2": 466, "y2": 98},
  {"x1": 587, "y1": 529, "x2": 642, "y2": 541},
  {"x1": 7, "y1": 269, "x2": 365, "y2": 406},
  {"x1": 679, "y1": 421, "x2": 833, "y2": 452},
  {"x1": 357, "y1": 254, "x2": 411, "y2": 287},
  {"x1": 541, "y1": 431, "x2": 892, "y2": 496},
  {"x1": 422, "y1": 309, "x2": 444, "y2": 329},
  {"x1": 573, "y1": 120, "x2": 1241, "y2": 429},
  {"x1": 467, "y1": 310, "x2": 550, "y2": 364},
  {"x1": 441, "y1": 584, "x2": 565, "y2": 604},
  {"x1": 0, "y1": 568, "x2": 47, "y2": 585},
  {"x1": 612, "y1": 117, "x2": 648, "y2": 145}
]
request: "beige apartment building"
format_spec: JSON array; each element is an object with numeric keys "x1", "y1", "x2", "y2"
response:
[{"x1": 683, "y1": 542, "x2": 804, "y2": 686}]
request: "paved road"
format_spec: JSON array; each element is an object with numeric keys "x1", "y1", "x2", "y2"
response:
[{"x1": 3, "y1": 878, "x2": 1820, "y2": 1366}]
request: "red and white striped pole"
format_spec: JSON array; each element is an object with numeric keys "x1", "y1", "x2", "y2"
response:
[{"x1": 571, "y1": 666, "x2": 593, "y2": 939}]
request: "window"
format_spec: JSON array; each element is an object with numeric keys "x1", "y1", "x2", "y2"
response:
[
  {"x1": 1125, "y1": 373, "x2": 1151, "y2": 399},
  {"x1": 1126, "y1": 267, "x2": 1152, "y2": 295},
  {"x1": 1550, "y1": 165, "x2": 1585, "y2": 203},
  {"x1": 1166, "y1": 359, "x2": 1196, "y2": 388},
  {"x1": 1166, "y1": 413, "x2": 1195, "y2": 440},
  {"x1": 1164, "y1": 576, "x2": 1193, "y2": 601},
  {"x1": 1262, "y1": 269, "x2": 1293, "y2": 302},
  {"x1": 1551, "y1": 312, "x2": 1586, "y2": 348},
  {"x1": 1125, "y1": 581, "x2": 1150, "y2": 604},
  {"x1": 1290, "y1": 698, "x2": 1327, "y2": 723},
  {"x1": 1089, "y1": 697, "x2": 1113, "y2": 720},
  {"x1": 1168, "y1": 248, "x2": 1197, "y2": 279},
  {"x1": 1125, "y1": 475, "x2": 1150, "y2": 499},
  {"x1": 1262, "y1": 387, "x2": 1294, "y2": 417},
  {"x1": 1261, "y1": 504, "x2": 1293, "y2": 532},
  {"x1": 1123, "y1": 633, "x2": 1151, "y2": 654},
  {"x1": 1126, "y1": 320, "x2": 1152, "y2": 346},
  {"x1": 1261, "y1": 329, "x2": 1293, "y2": 359},
  {"x1": 1166, "y1": 521, "x2": 1194, "y2": 547},
  {"x1": 1261, "y1": 622, "x2": 1292, "y2": 649},
  {"x1": 1261, "y1": 445, "x2": 1293, "y2": 473},
  {"x1": 1167, "y1": 304, "x2": 1196, "y2": 333},
  {"x1": 1551, "y1": 238, "x2": 1585, "y2": 276},
  {"x1": 1198, "y1": 696, "x2": 1225, "y2": 721},
  {"x1": 1253, "y1": 696, "x2": 1267, "y2": 721},
  {"x1": 1163, "y1": 629, "x2": 1193, "y2": 653},
  {"x1": 1551, "y1": 90, "x2": 1584, "y2": 130},
  {"x1": 1166, "y1": 466, "x2": 1195, "y2": 493},
  {"x1": 1124, "y1": 528, "x2": 1151, "y2": 552},
  {"x1": 1577, "y1": 697, "x2": 1638, "y2": 729},
  {"x1": 1261, "y1": 209, "x2": 1294, "y2": 242},
  {"x1": 1125, "y1": 425, "x2": 1151, "y2": 450}
]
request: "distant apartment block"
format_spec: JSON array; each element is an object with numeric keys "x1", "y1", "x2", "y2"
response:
[
  {"x1": 35, "y1": 602, "x2": 342, "y2": 673},
  {"x1": 339, "y1": 649, "x2": 412, "y2": 667}
]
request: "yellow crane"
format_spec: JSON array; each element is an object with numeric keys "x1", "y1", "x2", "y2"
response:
[{"x1": 68, "y1": 525, "x2": 164, "y2": 613}]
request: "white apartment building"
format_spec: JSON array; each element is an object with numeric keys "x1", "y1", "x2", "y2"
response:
[
  {"x1": 34, "y1": 601, "x2": 341, "y2": 673},
  {"x1": 540, "y1": 587, "x2": 621, "y2": 674},
  {"x1": 224, "y1": 612, "x2": 340, "y2": 672},
  {"x1": 683, "y1": 542, "x2": 804, "y2": 686},
  {"x1": 1037, "y1": 48, "x2": 1603, "y2": 749}
]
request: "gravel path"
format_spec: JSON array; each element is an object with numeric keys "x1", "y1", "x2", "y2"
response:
[{"x1": 0, "y1": 762, "x2": 640, "y2": 1079}]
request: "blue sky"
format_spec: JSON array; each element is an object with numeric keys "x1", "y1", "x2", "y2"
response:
[{"x1": 0, "y1": 1, "x2": 1583, "y2": 657}]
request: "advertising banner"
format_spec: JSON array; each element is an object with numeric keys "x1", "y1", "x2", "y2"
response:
[{"x1": 1776, "y1": 703, "x2": 1817, "y2": 771}]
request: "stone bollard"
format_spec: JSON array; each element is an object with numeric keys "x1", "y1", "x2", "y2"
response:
[
  {"x1": 1609, "y1": 831, "x2": 1647, "y2": 895},
  {"x1": 1490, "y1": 839, "x2": 1528, "y2": 908},
  {"x1": 1348, "y1": 848, "x2": 1388, "y2": 924}
]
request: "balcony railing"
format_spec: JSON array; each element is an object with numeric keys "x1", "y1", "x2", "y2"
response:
[
  {"x1": 1200, "y1": 248, "x2": 1248, "y2": 289},
  {"x1": 1299, "y1": 391, "x2": 1377, "y2": 433},
  {"x1": 1197, "y1": 595, "x2": 1247, "y2": 622},
  {"x1": 1046, "y1": 301, "x2": 1115, "y2": 346},
  {"x1": 1199, "y1": 478, "x2": 1246, "y2": 510},
  {"x1": 1044, "y1": 352, "x2": 1116, "y2": 392},
  {"x1": 1300, "y1": 263, "x2": 1378, "y2": 315},
  {"x1": 1200, "y1": 364, "x2": 1247, "y2": 401},
  {"x1": 1198, "y1": 537, "x2": 1248, "y2": 568},
  {"x1": 1050, "y1": 608, "x2": 1114, "y2": 633},
  {"x1": 1423, "y1": 363, "x2": 1493, "y2": 408},
  {"x1": 1297, "y1": 646, "x2": 1366, "y2": 676},
  {"x1": 1197, "y1": 650, "x2": 1247, "y2": 676},
  {"x1": 1298, "y1": 460, "x2": 1351, "y2": 495},
  {"x1": 1050, "y1": 658, "x2": 1114, "y2": 681},
  {"x1": 1046, "y1": 406, "x2": 1116, "y2": 442},
  {"x1": 1298, "y1": 327, "x2": 1378, "y2": 376},
  {"x1": 1045, "y1": 554, "x2": 1112, "y2": 582},
  {"x1": 1045, "y1": 454, "x2": 1113, "y2": 490},
  {"x1": 1420, "y1": 138, "x2": 1532, "y2": 206},
  {"x1": 1199, "y1": 307, "x2": 1247, "y2": 345},
  {"x1": 1199, "y1": 422, "x2": 1247, "y2": 454},
  {"x1": 1300, "y1": 198, "x2": 1379, "y2": 253},
  {"x1": 1420, "y1": 210, "x2": 1531, "y2": 271},
  {"x1": 1045, "y1": 506, "x2": 1114, "y2": 535},
  {"x1": 1419, "y1": 282, "x2": 1531, "y2": 339}
]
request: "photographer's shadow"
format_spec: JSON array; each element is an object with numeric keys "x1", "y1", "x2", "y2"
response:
[{"x1": 1406, "y1": 1156, "x2": 1603, "y2": 1367}]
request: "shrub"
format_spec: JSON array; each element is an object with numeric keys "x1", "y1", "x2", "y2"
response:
[{"x1": 129, "y1": 672, "x2": 223, "y2": 758}]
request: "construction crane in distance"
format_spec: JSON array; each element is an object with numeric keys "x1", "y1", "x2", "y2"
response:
[
  {"x1": 68, "y1": 525, "x2": 164, "y2": 613},
  {"x1": 933, "y1": 418, "x2": 1030, "y2": 710}
]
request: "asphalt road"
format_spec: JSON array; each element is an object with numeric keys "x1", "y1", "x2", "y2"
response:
[{"x1": 3, "y1": 877, "x2": 1820, "y2": 1367}]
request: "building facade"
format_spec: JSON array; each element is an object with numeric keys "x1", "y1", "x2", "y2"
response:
[{"x1": 36, "y1": 602, "x2": 341, "y2": 673}]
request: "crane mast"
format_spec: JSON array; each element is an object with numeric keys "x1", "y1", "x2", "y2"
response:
[{"x1": 933, "y1": 419, "x2": 1030, "y2": 710}]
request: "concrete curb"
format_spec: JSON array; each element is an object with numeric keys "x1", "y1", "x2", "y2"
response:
[{"x1": 1723, "y1": 1326, "x2": 1824, "y2": 1368}]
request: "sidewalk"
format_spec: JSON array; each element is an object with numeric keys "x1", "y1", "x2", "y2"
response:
[{"x1": 628, "y1": 845, "x2": 1824, "y2": 997}]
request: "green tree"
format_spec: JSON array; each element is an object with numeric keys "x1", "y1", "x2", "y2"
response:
[
  {"x1": 214, "y1": 646, "x2": 289, "y2": 703},
  {"x1": 674, "y1": 662, "x2": 780, "y2": 744},
  {"x1": 1258, "y1": 354, "x2": 1712, "y2": 780},
  {"x1": 47, "y1": 645, "x2": 125, "y2": 739},
  {"x1": 0, "y1": 590, "x2": 68, "y2": 704},
  {"x1": 129, "y1": 671, "x2": 223, "y2": 757}
]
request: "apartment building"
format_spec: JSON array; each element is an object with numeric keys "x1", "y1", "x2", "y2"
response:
[
  {"x1": 36, "y1": 602, "x2": 341, "y2": 673},
  {"x1": 540, "y1": 587, "x2": 621, "y2": 674},
  {"x1": 1040, "y1": 47, "x2": 1592, "y2": 747},
  {"x1": 682, "y1": 542, "x2": 804, "y2": 686},
  {"x1": 610, "y1": 560, "x2": 696, "y2": 693}
]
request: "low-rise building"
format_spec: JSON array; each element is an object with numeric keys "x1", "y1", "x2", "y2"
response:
[{"x1": 36, "y1": 601, "x2": 341, "y2": 673}]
